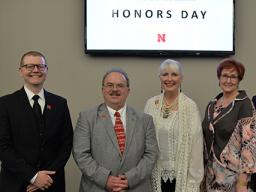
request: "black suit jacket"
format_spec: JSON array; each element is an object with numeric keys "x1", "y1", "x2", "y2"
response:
[{"x1": 0, "y1": 88, "x2": 73, "y2": 192}]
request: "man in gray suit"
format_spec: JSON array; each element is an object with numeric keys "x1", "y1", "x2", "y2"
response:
[{"x1": 73, "y1": 68, "x2": 158, "y2": 192}]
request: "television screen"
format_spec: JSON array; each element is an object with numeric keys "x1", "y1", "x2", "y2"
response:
[{"x1": 85, "y1": 0, "x2": 235, "y2": 56}]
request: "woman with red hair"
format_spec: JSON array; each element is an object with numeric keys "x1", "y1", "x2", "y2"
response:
[{"x1": 202, "y1": 58, "x2": 256, "y2": 192}]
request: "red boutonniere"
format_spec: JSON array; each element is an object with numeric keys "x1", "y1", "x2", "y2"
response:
[{"x1": 47, "y1": 104, "x2": 52, "y2": 110}]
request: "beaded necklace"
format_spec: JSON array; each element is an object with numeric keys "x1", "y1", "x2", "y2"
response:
[{"x1": 161, "y1": 97, "x2": 178, "y2": 118}]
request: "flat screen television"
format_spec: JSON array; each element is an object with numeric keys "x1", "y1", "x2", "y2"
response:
[{"x1": 85, "y1": 0, "x2": 235, "y2": 56}]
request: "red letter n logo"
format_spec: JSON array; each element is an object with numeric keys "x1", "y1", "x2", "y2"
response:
[{"x1": 157, "y1": 34, "x2": 166, "y2": 42}]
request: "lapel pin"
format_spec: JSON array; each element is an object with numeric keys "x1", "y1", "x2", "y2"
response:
[
  {"x1": 47, "y1": 104, "x2": 52, "y2": 110},
  {"x1": 100, "y1": 113, "x2": 108, "y2": 119}
]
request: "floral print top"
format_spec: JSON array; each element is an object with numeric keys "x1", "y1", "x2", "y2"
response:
[{"x1": 202, "y1": 90, "x2": 256, "y2": 174}]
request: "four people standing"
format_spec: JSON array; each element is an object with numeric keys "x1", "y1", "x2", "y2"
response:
[
  {"x1": 144, "y1": 59, "x2": 204, "y2": 192},
  {"x1": 202, "y1": 58, "x2": 256, "y2": 191},
  {"x1": 0, "y1": 51, "x2": 73, "y2": 192}
]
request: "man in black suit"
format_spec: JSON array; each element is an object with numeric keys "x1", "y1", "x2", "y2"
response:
[{"x1": 0, "y1": 51, "x2": 73, "y2": 192}]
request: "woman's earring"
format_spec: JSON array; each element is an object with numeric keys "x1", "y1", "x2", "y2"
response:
[{"x1": 160, "y1": 84, "x2": 163, "y2": 93}]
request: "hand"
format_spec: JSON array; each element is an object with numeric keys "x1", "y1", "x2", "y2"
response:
[
  {"x1": 236, "y1": 174, "x2": 248, "y2": 192},
  {"x1": 33, "y1": 170, "x2": 56, "y2": 190},
  {"x1": 236, "y1": 185, "x2": 247, "y2": 192},
  {"x1": 106, "y1": 175, "x2": 128, "y2": 192},
  {"x1": 113, "y1": 175, "x2": 128, "y2": 192},
  {"x1": 26, "y1": 184, "x2": 39, "y2": 192}
]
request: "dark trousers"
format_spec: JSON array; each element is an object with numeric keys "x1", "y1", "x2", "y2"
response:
[
  {"x1": 161, "y1": 178, "x2": 176, "y2": 192},
  {"x1": 249, "y1": 174, "x2": 256, "y2": 192}
]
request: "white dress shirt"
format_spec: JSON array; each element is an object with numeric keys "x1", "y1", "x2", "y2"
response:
[
  {"x1": 107, "y1": 105, "x2": 127, "y2": 132},
  {"x1": 23, "y1": 86, "x2": 45, "y2": 183},
  {"x1": 24, "y1": 86, "x2": 45, "y2": 113}
]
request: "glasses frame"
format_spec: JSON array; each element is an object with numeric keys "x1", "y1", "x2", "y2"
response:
[
  {"x1": 103, "y1": 83, "x2": 128, "y2": 90},
  {"x1": 220, "y1": 74, "x2": 239, "y2": 81},
  {"x1": 20, "y1": 64, "x2": 48, "y2": 72}
]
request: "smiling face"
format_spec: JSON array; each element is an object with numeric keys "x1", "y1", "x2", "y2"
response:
[
  {"x1": 19, "y1": 55, "x2": 48, "y2": 91},
  {"x1": 219, "y1": 67, "x2": 239, "y2": 95},
  {"x1": 159, "y1": 67, "x2": 183, "y2": 94},
  {"x1": 102, "y1": 72, "x2": 130, "y2": 110}
]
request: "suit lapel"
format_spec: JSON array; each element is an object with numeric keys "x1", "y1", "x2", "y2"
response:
[
  {"x1": 18, "y1": 87, "x2": 33, "y2": 112},
  {"x1": 17, "y1": 88, "x2": 39, "y2": 132},
  {"x1": 98, "y1": 104, "x2": 121, "y2": 155},
  {"x1": 44, "y1": 90, "x2": 54, "y2": 131},
  {"x1": 123, "y1": 106, "x2": 136, "y2": 159}
]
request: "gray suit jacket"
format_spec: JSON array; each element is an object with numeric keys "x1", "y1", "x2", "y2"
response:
[{"x1": 73, "y1": 103, "x2": 158, "y2": 192}]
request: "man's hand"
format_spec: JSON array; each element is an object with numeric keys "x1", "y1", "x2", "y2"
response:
[
  {"x1": 33, "y1": 170, "x2": 56, "y2": 190},
  {"x1": 113, "y1": 175, "x2": 128, "y2": 192},
  {"x1": 106, "y1": 175, "x2": 128, "y2": 192},
  {"x1": 26, "y1": 184, "x2": 39, "y2": 192}
]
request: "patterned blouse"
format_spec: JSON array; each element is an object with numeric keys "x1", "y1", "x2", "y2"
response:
[{"x1": 202, "y1": 90, "x2": 256, "y2": 191}]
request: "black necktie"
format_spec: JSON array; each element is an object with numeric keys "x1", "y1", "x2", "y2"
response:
[{"x1": 32, "y1": 95, "x2": 42, "y2": 119}]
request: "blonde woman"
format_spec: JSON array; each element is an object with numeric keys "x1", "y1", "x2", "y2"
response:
[{"x1": 144, "y1": 59, "x2": 204, "y2": 192}]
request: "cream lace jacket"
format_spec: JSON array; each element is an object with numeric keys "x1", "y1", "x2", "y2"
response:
[{"x1": 144, "y1": 93, "x2": 204, "y2": 192}]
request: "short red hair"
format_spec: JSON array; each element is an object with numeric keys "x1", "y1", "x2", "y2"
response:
[
  {"x1": 20, "y1": 51, "x2": 46, "y2": 67},
  {"x1": 217, "y1": 58, "x2": 245, "y2": 81}
]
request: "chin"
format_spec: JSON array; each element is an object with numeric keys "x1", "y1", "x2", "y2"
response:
[
  {"x1": 223, "y1": 89, "x2": 237, "y2": 94},
  {"x1": 31, "y1": 81, "x2": 43, "y2": 84},
  {"x1": 164, "y1": 88, "x2": 178, "y2": 92},
  {"x1": 29, "y1": 82, "x2": 44, "y2": 87}
]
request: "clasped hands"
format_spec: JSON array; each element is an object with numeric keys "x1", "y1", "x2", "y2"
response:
[
  {"x1": 106, "y1": 175, "x2": 128, "y2": 192},
  {"x1": 26, "y1": 170, "x2": 56, "y2": 192}
]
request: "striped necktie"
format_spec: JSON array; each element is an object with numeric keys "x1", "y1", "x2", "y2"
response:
[{"x1": 114, "y1": 111, "x2": 126, "y2": 155}]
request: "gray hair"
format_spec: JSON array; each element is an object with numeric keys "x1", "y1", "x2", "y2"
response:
[
  {"x1": 159, "y1": 59, "x2": 183, "y2": 76},
  {"x1": 102, "y1": 68, "x2": 130, "y2": 87}
]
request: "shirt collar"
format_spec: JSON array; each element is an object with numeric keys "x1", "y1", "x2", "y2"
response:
[
  {"x1": 107, "y1": 104, "x2": 126, "y2": 117},
  {"x1": 24, "y1": 86, "x2": 45, "y2": 101},
  {"x1": 212, "y1": 90, "x2": 248, "y2": 103}
]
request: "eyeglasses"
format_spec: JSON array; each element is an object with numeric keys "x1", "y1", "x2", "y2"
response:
[
  {"x1": 103, "y1": 83, "x2": 127, "y2": 90},
  {"x1": 220, "y1": 74, "x2": 239, "y2": 81},
  {"x1": 20, "y1": 64, "x2": 47, "y2": 72}
]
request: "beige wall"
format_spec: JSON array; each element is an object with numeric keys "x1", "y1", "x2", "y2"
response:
[{"x1": 0, "y1": 0, "x2": 256, "y2": 191}]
